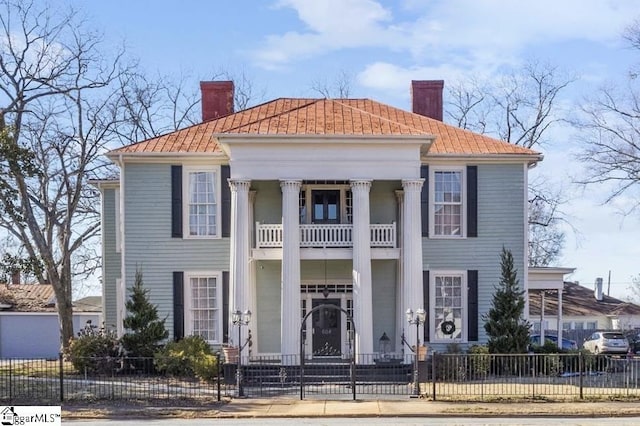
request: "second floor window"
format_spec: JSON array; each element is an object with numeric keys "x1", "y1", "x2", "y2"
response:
[
  {"x1": 185, "y1": 167, "x2": 219, "y2": 237},
  {"x1": 432, "y1": 168, "x2": 464, "y2": 237},
  {"x1": 299, "y1": 182, "x2": 351, "y2": 224}
]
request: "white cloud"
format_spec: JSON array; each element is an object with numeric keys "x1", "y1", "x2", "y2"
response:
[
  {"x1": 253, "y1": 0, "x2": 404, "y2": 68},
  {"x1": 252, "y1": 0, "x2": 638, "y2": 70}
]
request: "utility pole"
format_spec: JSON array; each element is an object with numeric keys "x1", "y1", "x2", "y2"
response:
[{"x1": 607, "y1": 270, "x2": 611, "y2": 296}]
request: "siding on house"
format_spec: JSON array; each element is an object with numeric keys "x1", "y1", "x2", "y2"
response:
[
  {"x1": 123, "y1": 163, "x2": 230, "y2": 338},
  {"x1": 370, "y1": 181, "x2": 399, "y2": 224},
  {"x1": 102, "y1": 187, "x2": 121, "y2": 329},
  {"x1": 372, "y1": 260, "x2": 397, "y2": 351},
  {"x1": 255, "y1": 260, "x2": 281, "y2": 353},
  {"x1": 253, "y1": 181, "x2": 282, "y2": 225},
  {"x1": 422, "y1": 163, "x2": 526, "y2": 349},
  {"x1": 0, "y1": 313, "x2": 101, "y2": 358}
]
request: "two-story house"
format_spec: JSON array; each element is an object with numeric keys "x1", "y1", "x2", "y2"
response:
[{"x1": 96, "y1": 80, "x2": 541, "y2": 362}]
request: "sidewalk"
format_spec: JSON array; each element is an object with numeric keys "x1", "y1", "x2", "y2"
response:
[{"x1": 62, "y1": 398, "x2": 640, "y2": 419}]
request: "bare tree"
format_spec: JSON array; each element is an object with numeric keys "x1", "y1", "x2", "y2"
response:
[
  {"x1": 112, "y1": 68, "x2": 263, "y2": 146},
  {"x1": 577, "y1": 81, "x2": 640, "y2": 213},
  {"x1": 0, "y1": 0, "x2": 127, "y2": 350},
  {"x1": 577, "y1": 19, "x2": 640, "y2": 214},
  {"x1": 527, "y1": 177, "x2": 568, "y2": 267},
  {"x1": 311, "y1": 70, "x2": 353, "y2": 98},
  {"x1": 446, "y1": 61, "x2": 575, "y2": 266}
]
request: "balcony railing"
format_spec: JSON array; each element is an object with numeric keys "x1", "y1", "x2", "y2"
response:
[{"x1": 256, "y1": 222, "x2": 396, "y2": 249}]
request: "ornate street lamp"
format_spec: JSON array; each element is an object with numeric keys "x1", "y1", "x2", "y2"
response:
[
  {"x1": 406, "y1": 308, "x2": 426, "y2": 398},
  {"x1": 232, "y1": 309, "x2": 252, "y2": 397}
]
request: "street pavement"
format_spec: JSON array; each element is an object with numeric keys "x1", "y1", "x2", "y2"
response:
[{"x1": 62, "y1": 398, "x2": 640, "y2": 420}]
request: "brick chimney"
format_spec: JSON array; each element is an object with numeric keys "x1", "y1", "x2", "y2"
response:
[
  {"x1": 200, "y1": 81, "x2": 234, "y2": 122},
  {"x1": 411, "y1": 80, "x2": 444, "y2": 121},
  {"x1": 11, "y1": 270, "x2": 20, "y2": 285}
]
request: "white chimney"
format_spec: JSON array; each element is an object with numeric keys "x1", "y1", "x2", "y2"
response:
[{"x1": 594, "y1": 277, "x2": 604, "y2": 301}]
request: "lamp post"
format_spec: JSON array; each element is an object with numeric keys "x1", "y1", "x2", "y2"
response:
[
  {"x1": 406, "y1": 308, "x2": 426, "y2": 398},
  {"x1": 232, "y1": 309, "x2": 251, "y2": 397}
]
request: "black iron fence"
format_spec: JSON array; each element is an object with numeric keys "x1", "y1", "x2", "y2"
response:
[
  {"x1": 2, "y1": 353, "x2": 640, "y2": 404},
  {"x1": 429, "y1": 352, "x2": 640, "y2": 401}
]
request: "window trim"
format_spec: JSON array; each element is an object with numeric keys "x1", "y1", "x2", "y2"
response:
[
  {"x1": 300, "y1": 183, "x2": 351, "y2": 224},
  {"x1": 184, "y1": 270, "x2": 224, "y2": 345},
  {"x1": 429, "y1": 166, "x2": 467, "y2": 238},
  {"x1": 182, "y1": 165, "x2": 222, "y2": 239},
  {"x1": 429, "y1": 270, "x2": 468, "y2": 343}
]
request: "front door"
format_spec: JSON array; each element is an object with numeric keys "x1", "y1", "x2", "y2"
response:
[{"x1": 312, "y1": 298, "x2": 342, "y2": 356}]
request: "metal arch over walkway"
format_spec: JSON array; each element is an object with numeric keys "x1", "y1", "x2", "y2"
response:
[{"x1": 299, "y1": 303, "x2": 356, "y2": 400}]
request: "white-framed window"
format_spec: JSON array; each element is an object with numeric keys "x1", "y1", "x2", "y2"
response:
[
  {"x1": 183, "y1": 166, "x2": 221, "y2": 238},
  {"x1": 114, "y1": 188, "x2": 121, "y2": 253},
  {"x1": 184, "y1": 271, "x2": 223, "y2": 344},
  {"x1": 562, "y1": 321, "x2": 572, "y2": 330},
  {"x1": 430, "y1": 167, "x2": 466, "y2": 238},
  {"x1": 299, "y1": 182, "x2": 352, "y2": 224},
  {"x1": 586, "y1": 321, "x2": 598, "y2": 330},
  {"x1": 430, "y1": 271, "x2": 467, "y2": 342}
]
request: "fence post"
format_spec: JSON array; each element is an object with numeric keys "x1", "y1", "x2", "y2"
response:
[
  {"x1": 8, "y1": 358, "x2": 12, "y2": 403},
  {"x1": 431, "y1": 351, "x2": 437, "y2": 401},
  {"x1": 579, "y1": 351, "x2": 583, "y2": 400},
  {"x1": 59, "y1": 353, "x2": 64, "y2": 403},
  {"x1": 216, "y1": 352, "x2": 221, "y2": 402}
]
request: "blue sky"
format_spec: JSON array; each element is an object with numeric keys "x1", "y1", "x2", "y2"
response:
[{"x1": 76, "y1": 0, "x2": 640, "y2": 297}]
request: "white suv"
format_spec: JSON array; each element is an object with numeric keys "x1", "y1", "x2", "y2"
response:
[{"x1": 583, "y1": 331, "x2": 629, "y2": 354}]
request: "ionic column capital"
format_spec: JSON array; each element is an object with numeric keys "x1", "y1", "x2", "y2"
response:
[
  {"x1": 401, "y1": 179, "x2": 424, "y2": 192},
  {"x1": 350, "y1": 180, "x2": 372, "y2": 192},
  {"x1": 280, "y1": 180, "x2": 302, "y2": 192},
  {"x1": 228, "y1": 179, "x2": 252, "y2": 192}
]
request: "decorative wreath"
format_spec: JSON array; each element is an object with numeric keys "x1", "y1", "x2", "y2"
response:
[{"x1": 440, "y1": 320, "x2": 456, "y2": 335}]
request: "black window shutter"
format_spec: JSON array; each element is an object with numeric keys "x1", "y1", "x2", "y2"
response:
[
  {"x1": 171, "y1": 165, "x2": 183, "y2": 238},
  {"x1": 222, "y1": 271, "x2": 230, "y2": 343},
  {"x1": 423, "y1": 270, "x2": 430, "y2": 342},
  {"x1": 221, "y1": 165, "x2": 231, "y2": 238},
  {"x1": 173, "y1": 271, "x2": 184, "y2": 341},
  {"x1": 467, "y1": 165, "x2": 478, "y2": 238},
  {"x1": 420, "y1": 165, "x2": 429, "y2": 237},
  {"x1": 467, "y1": 270, "x2": 479, "y2": 342}
]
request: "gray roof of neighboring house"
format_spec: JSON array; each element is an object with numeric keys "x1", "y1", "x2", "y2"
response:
[
  {"x1": 72, "y1": 296, "x2": 102, "y2": 312},
  {"x1": 0, "y1": 284, "x2": 56, "y2": 312},
  {"x1": 529, "y1": 281, "x2": 640, "y2": 317},
  {"x1": 0, "y1": 285, "x2": 102, "y2": 313}
]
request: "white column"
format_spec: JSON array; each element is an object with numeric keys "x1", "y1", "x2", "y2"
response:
[
  {"x1": 401, "y1": 179, "x2": 425, "y2": 351},
  {"x1": 248, "y1": 190, "x2": 257, "y2": 355},
  {"x1": 280, "y1": 180, "x2": 302, "y2": 362},
  {"x1": 557, "y1": 290, "x2": 563, "y2": 350},
  {"x1": 351, "y1": 180, "x2": 374, "y2": 358},
  {"x1": 540, "y1": 291, "x2": 546, "y2": 343},
  {"x1": 229, "y1": 179, "x2": 252, "y2": 347},
  {"x1": 395, "y1": 189, "x2": 405, "y2": 354}
]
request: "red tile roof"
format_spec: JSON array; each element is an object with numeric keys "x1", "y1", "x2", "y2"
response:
[{"x1": 109, "y1": 98, "x2": 539, "y2": 157}]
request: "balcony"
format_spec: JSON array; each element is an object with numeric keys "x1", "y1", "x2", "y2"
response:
[{"x1": 256, "y1": 222, "x2": 397, "y2": 249}]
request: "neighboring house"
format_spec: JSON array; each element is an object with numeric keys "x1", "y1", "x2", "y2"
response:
[
  {"x1": 529, "y1": 274, "x2": 640, "y2": 336},
  {"x1": 96, "y1": 80, "x2": 542, "y2": 362},
  {"x1": 0, "y1": 283, "x2": 102, "y2": 358}
]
